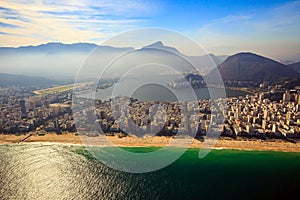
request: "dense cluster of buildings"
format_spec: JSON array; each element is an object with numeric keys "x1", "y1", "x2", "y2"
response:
[
  {"x1": 223, "y1": 80, "x2": 259, "y2": 87},
  {"x1": 1, "y1": 84, "x2": 300, "y2": 139},
  {"x1": 223, "y1": 91, "x2": 300, "y2": 138},
  {"x1": 0, "y1": 86, "x2": 75, "y2": 134},
  {"x1": 168, "y1": 74, "x2": 206, "y2": 89},
  {"x1": 74, "y1": 86, "x2": 299, "y2": 139},
  {"x1": 73, "y1": 96, "x2": 224, "y2": 137},
  {"x1": 169, "y1": 79, "x2": 205, "y2": 88}
]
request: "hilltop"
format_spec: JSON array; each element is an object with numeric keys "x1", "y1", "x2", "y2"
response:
[{"x1": 207, "y1": 52, "x2": 300, "y2": 84}]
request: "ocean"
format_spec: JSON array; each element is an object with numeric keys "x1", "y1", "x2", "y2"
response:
[{"x1": 1, "y1": 144, "x2": 300, "y2": 199}]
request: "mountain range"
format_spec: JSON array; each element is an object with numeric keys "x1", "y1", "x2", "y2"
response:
[
  {"x1": 140, "y1": 41, "x2": 225, "y2": 72},
  {"x1": 0, "y1": 42, "x2": 225, "y2": 78},
  {"x1": 0, "y1": 42, "x2": 299, "y2": 85},
  {"x1": 0, "y1": 42, "x2": 133, "y2": 54}
]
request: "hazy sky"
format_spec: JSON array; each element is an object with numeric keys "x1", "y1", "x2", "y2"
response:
[{"x1": 0, "y1": 0, "x2": 300, "y2": 60}]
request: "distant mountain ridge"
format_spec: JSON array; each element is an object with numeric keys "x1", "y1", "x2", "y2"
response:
[
  {"x1": 0, "y1": 42, "x2": 133, "y2": 54},
  {"x1": 207, "y1": 52, "x2": 300, "y2": 84},
  {"x1": 0, "y1": 42, "x2": 299, "y2": 84},
  {"x1": 142, "y1": 41, "x2": 181, "y2": 55},
  {"x1": 0, "y1": 42, "x2": 225, "y2": 71},
  {"x1": 141, "y1": 41, "x2": 224, "y2": 73}
]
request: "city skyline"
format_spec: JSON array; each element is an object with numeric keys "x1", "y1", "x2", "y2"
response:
[{"x1": 0, "y1": 0, "x2": 300, "y2": 60}]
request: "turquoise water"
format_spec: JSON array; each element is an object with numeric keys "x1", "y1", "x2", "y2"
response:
[{"x1": 0, "y1": 144, "x2": 300, "y2": 199}]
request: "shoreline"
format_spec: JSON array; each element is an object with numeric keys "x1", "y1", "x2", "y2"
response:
[
  {"x1": 1, "y1": 133, "x2": 300, "y2": 153},
  {"x1": 225, "y1": 86, "x2": 257, "y2": 94}
]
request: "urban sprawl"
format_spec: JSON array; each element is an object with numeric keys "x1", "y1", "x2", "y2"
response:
[{"x1": 0, "y1": 83, "x2": 300, "y2": 140}]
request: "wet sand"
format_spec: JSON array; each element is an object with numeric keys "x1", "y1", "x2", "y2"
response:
[{"x1": 0, "y1": 133, "x2": 300, "y2": 152}]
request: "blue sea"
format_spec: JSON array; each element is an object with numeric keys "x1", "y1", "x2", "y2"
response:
[{"x1": 0, "y1": 144, "x2": 300, "y2": 199}]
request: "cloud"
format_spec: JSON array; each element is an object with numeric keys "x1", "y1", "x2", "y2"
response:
[
  {"x1": 0, "y1": 0, "x2": 159, "y2": 46},
  {"x1": 0, "y1": 21, "x2": 20, "y2": 28}
]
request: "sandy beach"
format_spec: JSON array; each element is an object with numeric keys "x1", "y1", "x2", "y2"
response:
[{"x1": 0, "y1": 133, "x2": 300, "y2": 152}]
